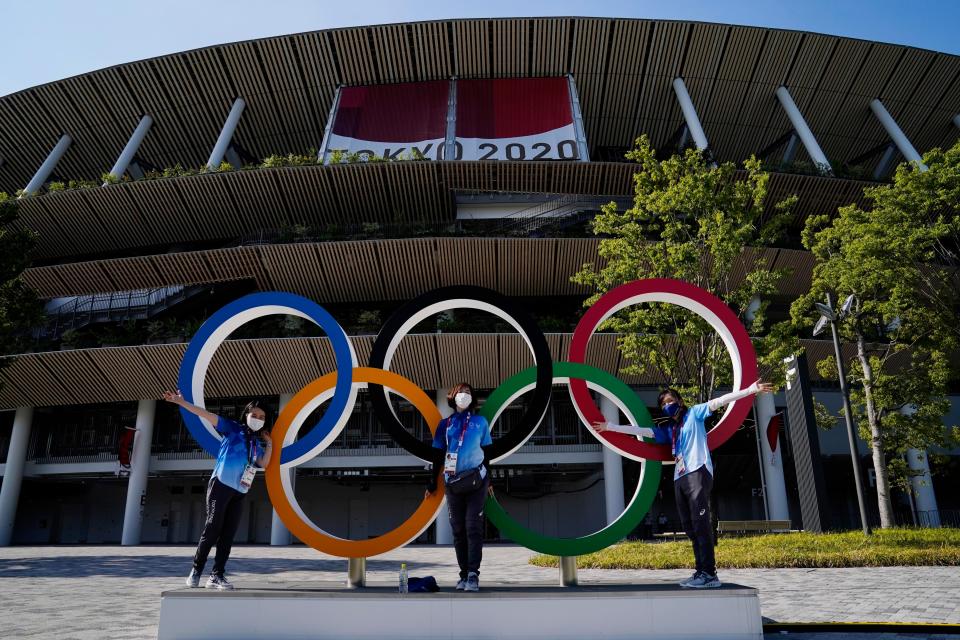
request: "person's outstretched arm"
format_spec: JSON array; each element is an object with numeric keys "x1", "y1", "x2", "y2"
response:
[
  {"x1": 707, "y1": 381, "x2": 774, "y2": 412},
  {"x1": 592, "y1": 421, "x2": 669, "y2": 443},
  {"x1": 162, "y1": 390, "x2": 220, "y2": 426}
]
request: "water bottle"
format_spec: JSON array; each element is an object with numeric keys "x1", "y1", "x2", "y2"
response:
[{"x1": 399, "y1": 562, "x2": 408, "y2": 595}]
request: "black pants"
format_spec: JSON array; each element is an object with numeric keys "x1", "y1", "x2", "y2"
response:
[
  {"x1": 447, "y1": 474, "x2": 489, "y2": 580},
  {"x1": 192, "y1": 476, "x2": 245, "y2": 576},
  {"x1": 674, "y1": 466, "x2": 716, "y2": 576}
]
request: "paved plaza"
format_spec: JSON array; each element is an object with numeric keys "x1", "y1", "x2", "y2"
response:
[{"x1": 0, "y1": 544, "x2": 957, "y2": 639}]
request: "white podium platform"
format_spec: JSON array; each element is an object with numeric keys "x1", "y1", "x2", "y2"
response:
[{"x1": 159, "y1": 581, "x2": 762, "y2": 640}]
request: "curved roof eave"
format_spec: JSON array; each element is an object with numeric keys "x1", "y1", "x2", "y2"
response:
[{"x1": 0, "y1": 17, "x2": 958, "y2": 195}]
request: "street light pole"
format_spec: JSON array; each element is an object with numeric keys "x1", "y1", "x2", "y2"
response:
[{"x1": 824, "y1": 292, "x2": 872, "y2": 535}]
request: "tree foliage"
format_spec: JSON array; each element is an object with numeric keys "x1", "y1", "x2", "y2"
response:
[
  {"x1": 573, "y1": 136, "x2": 796, "y2": 403},
  {"x1": 793, "y1": 142, "x2": 960, "y2": 527},
  {"x1": 0, "y1": 193, "x2": 43, "y2": 372}
]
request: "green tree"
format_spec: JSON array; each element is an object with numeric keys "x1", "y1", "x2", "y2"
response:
[
  {"x1": 793, "y1": 145, "x2": 960, "y2": 528},
  {"x1": 0, "y1": 193, "x2": 43, "y2": 382},
  {"x1": 873, "y1": 143, "x2": 960, "y2": 340},
  {"x1": 573, "y1": 136, "x2": 796, "y2": 403}
]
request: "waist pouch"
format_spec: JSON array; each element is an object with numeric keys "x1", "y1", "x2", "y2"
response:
[{"x1": 445, "y1": 466, "x2": 483, "y2": 495}]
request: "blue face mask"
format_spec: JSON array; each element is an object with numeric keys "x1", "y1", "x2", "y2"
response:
[{"x1": 662, "y1": 402, "x2": 680, "y2": 418}]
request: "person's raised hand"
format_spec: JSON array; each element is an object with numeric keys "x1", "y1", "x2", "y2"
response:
[
  {"x1": 162, "y1": 389, "x2": 184, "y2": 405},
  {"x1": 591, "y1": 421, "x2": 608, "y2": 432},
  {"x1": 755, "y1": 381, "x2": 775, "y2": 394}
]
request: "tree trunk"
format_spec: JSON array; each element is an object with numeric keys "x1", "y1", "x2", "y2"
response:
[{"x1": 856, "y1": 333, "x2": 895, "y2": 528}]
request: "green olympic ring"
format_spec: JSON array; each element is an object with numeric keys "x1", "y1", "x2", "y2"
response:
[{"x1": 479, "y1": 361, "x2": 662, "y2": 556}]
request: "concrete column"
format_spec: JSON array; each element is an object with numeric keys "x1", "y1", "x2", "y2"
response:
[
  {"x1": 121, "y1": 399, "x2": 155, "y2": 545},
  {"x1": 207, "y1": 98, "x2": 246, "y2": 170},
  {"x1": 434, "y1": 389, "x2": 454, "y2": 544},
  {"x1": 869, "y1": 98, "x2": 927, "y2": 170},
  {"x1": 906, "y1": 448, "x2": 940, "y2": 527},
  {"x1": 781, "y1": 133, "x2": 799, "y2": 166},
  {"x1": 672, "y1": 77, "x2": 710, "y2": 151},
  {"x1": 755, "y1": 393, "x2": 790, "y2": 522},
  {"x1": 271, "y1": 393, "x2": 295, "y2": 545},
  {"x1": 775, "y1": 86, "x2": 832, "y2": 172},
  {"x1": 873, "y1": 144, "x2": 897, "y2": 180},
  {"x1": 103, "y1": 115, "x2": 152, "y2": 184},
  {"x1": 0, "y1": 407, "x2": 33, "y2": 546},
  {"x1": 599, "y1": 396, "x2": 625, "y2": 525},
  {"x1": 21, "y1": 134, "x2": 71, "y2": 197}
]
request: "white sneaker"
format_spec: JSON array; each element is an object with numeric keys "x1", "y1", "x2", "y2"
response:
[
  {"x1": 456, "y1": 578, "x2": 467, "y2": 590},
  {"x1": 205, "y1": 573, "x2": 235, "y2": 590},
  {"x1": 185, "y1": 569, "x2": 201, "y2": 588},
  {"x1": 464, "y1": 572, "x2": 479, "y2": 592},
  {"x1": 678, "y1": 571, "x2": 700, "y2": 587},
  {"x1": 685, "y1": 572, "x2": 721, "y2": 589}
]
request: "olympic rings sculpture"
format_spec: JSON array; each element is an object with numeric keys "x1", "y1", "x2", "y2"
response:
[{"x1": 177, "y1": 279, "x2": 757, "y2": 558}]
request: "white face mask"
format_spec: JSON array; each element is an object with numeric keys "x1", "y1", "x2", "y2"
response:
[
  {"x1": 246, "y1": 415, "x2": 265, "y2": 432},
  {"x1": 454, "y1": 392, "x2": 472, "y2": 410}
]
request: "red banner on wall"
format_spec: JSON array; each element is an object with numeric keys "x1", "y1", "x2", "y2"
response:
[
  {"x1": 455, "y1": 77, "x2": 579, "y2": 160},
  {"x1": 323, "y1": 77, "x2": 583, "y2": 162},
  {"x1": 324, "y1": 81, "x2": 449, "y2": 162}
]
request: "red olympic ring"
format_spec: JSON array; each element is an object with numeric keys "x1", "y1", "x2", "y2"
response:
[{"x1": 567, "y1": 279, "x2": 758, "y2": 462}]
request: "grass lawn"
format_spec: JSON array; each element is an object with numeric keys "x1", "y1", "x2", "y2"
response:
[{"x1": 528, "y1": 528, "x2": 960, "y2": 569}]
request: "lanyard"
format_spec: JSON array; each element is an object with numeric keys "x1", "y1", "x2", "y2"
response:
[
  {"x1": 245, "y1": 432, "x2": 257, "y2": 464},
  {"x1": 670, "y1": 410, "x2": 685, "y2": 456},
  {"x1": 448, "y1": 412, "x2": 471, "y2": 450}
]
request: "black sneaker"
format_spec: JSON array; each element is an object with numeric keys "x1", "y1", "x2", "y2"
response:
[{"x1": 205, "y1": 573, "x2": 235, "y2": 590}]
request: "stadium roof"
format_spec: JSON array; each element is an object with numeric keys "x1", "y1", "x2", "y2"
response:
[{"x1": 1, "y1": 17, "x2": 959, "y2": 195}]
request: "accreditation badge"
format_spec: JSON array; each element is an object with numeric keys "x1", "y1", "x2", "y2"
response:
[
  {"x1": 674, "y1": 454, "x2": 687, "y2": 476},
  {"x1": 240, "y1": 463, "x2": 257, "y2": 490},
  {"x1": 443, "y1": 451, "x2": 459, "y2": 475}
]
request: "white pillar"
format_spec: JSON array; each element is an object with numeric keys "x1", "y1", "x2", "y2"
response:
[
  {"x1": 672, "y1": 77, "x2": 710, "y2": 151},
  {"x1": 906, "y1": 448, "x2": 940, "y2": 527},
  {"x1": 434, "y1": 389, "x2": 454, "y2": 544},
  {"x1": 104, "y1": 115, "x2": 152, "y2": 184},
  {"x1": 869, "y1": 98, "x2": 927, "y2": 170},
  {"x1": 21, "y1": 135, "x2": 71, "y2": 197},
  {"x1": 207, "y1": 98, "x2": 246, "y2": 170},
  {"x1": 0, "y1": 407, "x2": 33, "y2": 546},
  {"x1": 873, "y1": 144, "x2": 897, "y2": 180},
  {"x1": 755, "y1": 393, "x2": 790, "y2": 522},
  {"x1": 121, "y1": 399, "x2": 155, "y2": 545},
  {"x1": 271, "y1": 393, "x2": 295, "y2": 545},
  {"x1": 599, "y1": 396, "x2": 625, "y2": 525},
  {"x1": 775, "y1": 86, "x2": 832, "y2": 173}
]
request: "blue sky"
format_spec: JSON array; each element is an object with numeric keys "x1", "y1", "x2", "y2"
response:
[{"x1": 2, "y1": 0, "x2": 958, "y2": 97}]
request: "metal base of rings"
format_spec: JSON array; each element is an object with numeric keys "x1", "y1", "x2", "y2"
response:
[
  {"x1": 347, "y1": 557, "x2": 366, "y2": 588},
  {"x1": 559, "y1": 556, "x2": 578, "y2": 587}
]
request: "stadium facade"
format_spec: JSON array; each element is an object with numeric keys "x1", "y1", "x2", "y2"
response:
[{"x1": 0, "y1": 17, "x2": 958, "y2": 547}]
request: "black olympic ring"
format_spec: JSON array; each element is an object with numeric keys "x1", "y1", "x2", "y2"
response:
[{"x1": 368, "y1": 285, "x2": 554, "y2": 465}]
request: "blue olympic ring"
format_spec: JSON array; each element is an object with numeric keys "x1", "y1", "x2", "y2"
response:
[{"x1": 177, "y1": 292, "x2": 357, "y2": 465}]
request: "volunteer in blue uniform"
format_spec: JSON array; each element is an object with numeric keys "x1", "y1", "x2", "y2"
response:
[
  {"x1": 595, "y1": 380, "x2": 773, "y2": 589},
  {"x1": 162, "y1": 390, "x2": 273, "y2": 590},
  {"x1": 426, "y1": 382, "x2": 493, "y2": 592}
]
